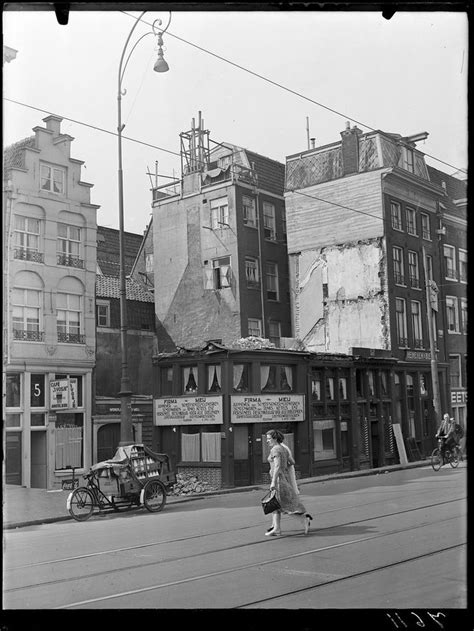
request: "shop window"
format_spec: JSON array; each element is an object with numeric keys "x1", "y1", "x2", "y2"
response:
[
  {"x1": 6, "y1": 374, "x2": 21, "y2": 408},
  {"x1": 261, "y1": 365, "x2": 293, "y2": 392},
  {"x1": 340, "y1": 421, "x2": 349, "y2": 458},
  {"x1": 181, "y1": 429, "x2": 221, "y2": 462},
  {"x1": 233, "y1": 364, "x2": 250, "y2": 392},
  {"x1": 383, "y1": 406, "x2": 394, "y2": 455},
  {"x1": 183, "y1": 366, "x2": 199, "y2": 394},
  {"x1": 339, "y1": 376, "x2": 348, "y2": 400},
  {"x1": 313, "y1": 420, "x2": 336, "y2": 461},
  {"x1": 207, "y1": 364, "x2": 222, "y2": 393},
  {"x1": 55, "y1": 412, "x2": 83, "y2": 469},
  {"x1": 380, "y1": 371, "x2": 389, "y2": 397},
  {"x1": 55, "y1": 374, "x2": 83, "y2": 408},
  {"x1": 406, "y1": 374, "x2": 415, "y2": 438},
  {"x1": 326, "y1": 375, "x2": 335, "y2": 400},
  {"x1": 30, "y1": 374, "x2": 45, "y2": 407},
  {"x1": 367, "y1": 371, "x2": 375, "y2": 397},
  {"x1": 356, "y1": 370, "x2": 365, "y2": 398},
  {"x1": 160, "y1": 367, "x2": 173, "y2": 396},
  {"x1": 311, "y1": 371, "x2": 321, "y2": 400}
]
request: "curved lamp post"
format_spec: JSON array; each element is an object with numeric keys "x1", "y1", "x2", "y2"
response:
[{"x1": 117, "y1": 11, "x2": 171, "y2": 445}]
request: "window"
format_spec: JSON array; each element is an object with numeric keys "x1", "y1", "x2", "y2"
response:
[
  {"x1": 57, "y1": 224, "x2": 83, "y2": 268},
  {"x1": 402, "y1": 147, "x2": 414, "y2": 173},
  {"x1": 263, "y1": 202, "x2": 276, "y2": 240},
  {"x1": 12, "y1": 287, "x2": 43, "y2": 341},
  {"x1": 181, "y1": 429, "x2": 221, "y2": 463},
  {"x1": 268, "y1": 321, "x2": 281, "y2": 346},
  {"x1": 367, "y1": 371, "x2": 375, "y2": 397},
  {"x1": 460, "y1": 299, "x2": 467, "y2": 334},
  {"x1": 145, "y1": 252, "x2": 154, "y2": 273},
  {"x1": 356, "y1": 370, "x2": 364, "y2": 398},
  {"x1": 449, "y1": 355, "x2": 461, "y2": 388},
  {"x1": 444, "y1": 245, "x2": 457, "y2": 280},
  {"x1": 446, "y1": 296, "x2": 459, "y2": 333},
  {"x1": 210, "y1": 197, "x2": 229, "y2": 229},
  {"x1": 96, "y1": 300, "x2": 110, "y2": 327},
  {"x1": 242, "y1": 195, "x2": 257, "y2": 227},
  {"x1": 326, "y1": 374, "x2": 335, "y2": 400},
  {"x1": 55, "y1": 412, "x2": 83, "y2": 469},
  {"x1": 233, "y1": 364, "x2": 250, "y2": 392},
  {"x1": 207, "y1": 364, "x2": 222, "y2": 393},
  {"x1": 57, "y1": 292, "x2": 83, "y2": 343},
  {"x1": 211, "y1": 256, "x2": 231, "y2": 289},
  {"x1": 281, "y1": 209, "x2": 287, "y2": 235},
  {"x1": 183, "y1": 366, "x2": 199, "y2": 393},
  {"x1": 408, "y1": 251, "x2": 420, "y2": 288},
  {"x1": 55, "y1": 374, "x2": 83, "y2": 408},
  {"x1": 411, "y1": 301, "x2": 423, "y2": 348},
  {"x1": 266, "y1": 262, "x2": 279, "y2": 300},
  {"x1": 261, "y1": 365, "x2": 293, "y2": 392},
  {"x1": 405, "y1": 207, "x2": 417, "y2": 235},
  {"x1": 245, "y1": 258, "x2": 260, "y2": 286},
  {"x1": 339, "y1": 376, "x2": 348, "y2": 400},
  {"x1": 14, "y1": 216, "x2": 43, "y2": 263},
  {"x1": 421, "y1": 213, "x2": 431, "y2": 240},
  {"x1": 6, "y1": 374, "x2": 21, "y2": 408},
  {"x1": 160, "y1": 367, "x2": 173, "y2": 396},
  {"x1": 248, "y1": 318, "x2": 262, "y2": 337},
  {"x1": 40, "y1": 163, "x2": 65, "y2": 194},
  {"x1": 396, "y1": 298, "x2": 408, "y2": 346},
  {"x1": 311, "y1": 371, "x2": 321, "y2": 400},
  {"x1": 425, "y1": 254, "x2": 434, "y2": 281},
  {"x1": 30, "y1": 374, "x2": 45, "y2": 407},
  {"x1": 393, "y1": 247, "x2": 405, "y2": 285},
  {"x1": 458, "y1": 249, "x2": 467, "y2": 283},
  {"x1": 380, "y1": 371, "x2": 389, "y2": 397},
  {"x1": 313, "y1": 420, "x2": 336, "y2": 460},
  {"x1": 390, "y1": 201, "x2": 402, "y2": 231}
]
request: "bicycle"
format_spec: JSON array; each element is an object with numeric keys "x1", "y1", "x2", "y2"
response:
[{"x1": 430, "y1": 438, "x2": 461, "y2": 472}]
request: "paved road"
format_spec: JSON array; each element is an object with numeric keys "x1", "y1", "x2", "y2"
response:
[{"x1": 3, "y1": 464, "x2": 466, "y2": 610}]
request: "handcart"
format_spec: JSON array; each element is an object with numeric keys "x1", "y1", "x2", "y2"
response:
[{"x1": 66, "y1": 444, "x2": 176, "y2": 521}]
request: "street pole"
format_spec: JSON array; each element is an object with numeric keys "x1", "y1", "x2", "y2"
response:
[
  {"x1": 422, "y1": 245, "x2": 442, "y2": 427},
  {"x1": 116, "y1": 11, "x2": 171, "y2": 445}
]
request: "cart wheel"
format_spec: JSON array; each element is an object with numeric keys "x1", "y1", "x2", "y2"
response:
[
  {"x1": 68, "y1": 487, "x2": 95, "y2": 521},
  {"x1": 143, "y1": 479, "x2": 167, "y2": 512}
]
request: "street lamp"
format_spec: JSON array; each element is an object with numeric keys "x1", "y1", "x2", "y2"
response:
[{"x1": 117, "y1": 11, "x2": 171, "y2": 445}]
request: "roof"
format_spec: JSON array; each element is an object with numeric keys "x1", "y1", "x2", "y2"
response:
[
  {"x1": 3, "y1": 136, "x2": 35, "y2": 170},
  {"x1": 96, "y1": 275, "x2": 154, "y2": 302},
  {"x1": 97, "y1": 225, "x2": 144, "y2": 277},
  {"x1": 427, "y1": 165, "x2": 467, "y2": 201},
  {"x1": 244, "y1": 149, "x2": 285, "y2": 196}
]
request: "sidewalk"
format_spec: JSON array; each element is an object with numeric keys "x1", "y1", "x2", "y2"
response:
[{"x1": 3, "y1": 460, "x2": 435, "y2": 530}]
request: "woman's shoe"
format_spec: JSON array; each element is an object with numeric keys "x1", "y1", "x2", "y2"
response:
[
  {"x1": 265, "y1": 528, "x2": 281, "y2": 536},
  {"x1": 304, "y1": 514, "x2": 313, "y2": 535}
]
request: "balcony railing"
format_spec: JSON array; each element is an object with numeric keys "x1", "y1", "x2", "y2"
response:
[
  {"x1": 57, "y1": 332, "x2": 85, "y2": 344},
  {"x1": 57, "y1": 253, "x2": 84, "y2": 268},
  {"x1": 409, "y1": 275, "x2": 420, "y2": 288},
  {"x1": 397, "y1": 336, "x2": 408, "y2": 347},
  {"x1": 13, "y1": 329, "x2": 44, "y2": 342},
  {"x1": 413, "y1": 339, "x2": 424, "y2": 349},
  {"x1": 394, "y1": 272, "x2": 405, "y2": 285},
  {"x1": 14, "y1": 248, "x2": 44, "y2": 263}
]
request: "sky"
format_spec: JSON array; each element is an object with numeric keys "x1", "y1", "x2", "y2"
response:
[{"x1": 3, "y1": 6, "x2": 468, "y2": 235}]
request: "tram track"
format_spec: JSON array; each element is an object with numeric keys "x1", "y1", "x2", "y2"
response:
[{"x1": 3, "y1": 496, "x2": 465, "y2": 598}]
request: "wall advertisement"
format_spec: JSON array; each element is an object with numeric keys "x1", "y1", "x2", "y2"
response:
[
  {"x1": 231, "y1": 394, "x2": 305, "y2": 424},
  {"x1": 154, "y1": 396, "x2": 223, "y2": 426}
]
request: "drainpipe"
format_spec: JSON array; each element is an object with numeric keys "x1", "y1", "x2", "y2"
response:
[
  {"x1": 255, "y1": 188, "x2": 266, "y2": 338},
  {"x1": 422, "y1": 245, "x2": 441, "y2": 427}
]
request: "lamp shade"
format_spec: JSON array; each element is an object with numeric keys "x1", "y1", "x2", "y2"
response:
[{"x1": 154, "y1": 50, "x2": 169, "y2": 73}]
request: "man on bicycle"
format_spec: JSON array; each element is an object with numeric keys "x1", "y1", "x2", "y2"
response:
[{"x1": 436, "y1": 413, "x2": 457, "y2": 462}]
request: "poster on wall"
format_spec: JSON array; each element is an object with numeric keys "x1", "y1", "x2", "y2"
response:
[
  {"x1": 154, "y1": 396, "x2": 223, "y2": 426},
  {"x1": 50, "y1": 378, "x2": 78, "y2": 409},
  {"x1": 231, "y1": 394, "x2": 305, "y2": 424}
]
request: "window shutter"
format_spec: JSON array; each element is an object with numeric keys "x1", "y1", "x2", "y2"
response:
[{"x1": 204, "y1": 268, "x2": 214, "y2": 290}]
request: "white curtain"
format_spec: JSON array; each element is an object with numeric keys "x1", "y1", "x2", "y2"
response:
[
  {"x1": 202, "y1": 433, "x2": 221, "y2": 462},
  {"x1": 260, "y1": 365, "x2": 270, "y2": 390},
  {"x1": 183, "y1": 367, "x2": 190, "y2": 393},
  {"x1": 233, "y1": 364, "x2": 245, "y2": 389},
  {"x1": 284, "y1": 366, "x2": 293, "y2": 391},
  {"x1": 208, "y1": 365, "x2": 221, "y2": 390},
  {"x1": 55, "y1": 426, "x2": 82, "y2": 469},
  {"x1": 327, "y1": 377, "x2": 334, "y2": 400},
  {"x1": 181, "y1": 433, "x2": 200, "y2": 461},
  {"x1": 339, "y1": 378, "x2": 347, "y2": 399}
]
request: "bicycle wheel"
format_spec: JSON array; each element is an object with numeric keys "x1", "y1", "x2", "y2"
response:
[
  {"x1": 68, "y1": 487, "x2": 95, "y2": 521},
  {"x1": 431, "y1": 448, "x2": 442, "y2": 472},
  {"x1": 143, "y1": 479, "x2": 167, "y2": 512},
  {"x1": 449, "y1": 448, "x2": 460, "y2": 468}
]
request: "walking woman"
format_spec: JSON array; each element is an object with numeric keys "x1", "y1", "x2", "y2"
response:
[{"x1": 265, "y1": 429, "x2": 312, "y2": 536}]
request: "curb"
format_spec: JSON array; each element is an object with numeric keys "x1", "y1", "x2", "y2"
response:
[{"x1": 3, "y1": 459, "x2": 445, "y2": 530}]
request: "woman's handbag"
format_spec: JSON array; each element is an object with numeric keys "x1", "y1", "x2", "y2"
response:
[{"x1": 261, "y1": 489, "x2": 281, "y2": 515}]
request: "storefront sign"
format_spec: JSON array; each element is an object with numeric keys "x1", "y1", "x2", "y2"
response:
[
  {"x1": 231, "y1": 394, "x2": 305, "y2": 424},
  {"x1": 451, "y1": 390, "x2": 467, "y2": 404},
  {"x1": 154, "y1": 396, "x2": 223, "y2": 426},
  {"x1": 405, "y1": 350, "x2": 432, "y2": 361},
  {"x1": 50, "y1": 378, "x2": 78, "y2": 410}
]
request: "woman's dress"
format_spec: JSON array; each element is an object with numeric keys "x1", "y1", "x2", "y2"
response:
[{"x1": 268, "y1": 444, "x2": 306, "y2": 514}]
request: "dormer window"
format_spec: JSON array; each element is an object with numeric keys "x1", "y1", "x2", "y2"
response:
[
  {"x1": 402, "y1": 147, "x2": 415, "y2": 173},
  {"x1": 40, "y1": 163, "x2": 65, "y2": 194}
]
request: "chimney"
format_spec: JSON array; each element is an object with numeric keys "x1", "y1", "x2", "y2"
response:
[
  {"x1": 43, "y1": 115, "x2": 63, "y2": 136},
  {"x1": 310, "y1": 138, "x2": 316, "y2": 149},
  {"x1": 340, "y1": 122, "x2": 362, "y2": 175}
]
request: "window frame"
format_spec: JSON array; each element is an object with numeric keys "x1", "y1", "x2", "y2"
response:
[
  {"x1": 405, "y1": 206, "x2": 417, "y2": 235},
  {"x1": 40, "y1": 163, "x2": 66, "y2": 195},
  {"x1": 248, "y1": 318, "x2": 262, "y2": 337},
  {"x1": 263, "y1": 201, "x2": 276, "y2": 241},
  {"x1": 460, "y1": 298, "x2": 467, "y2": 334},
  {"x1": 390, "y1": 201, "x2": 403, "y2": 231},
  {"x1": 57, "y1": 292, "x2": 83, "y2": 342},
  {"x1": 266, "y1": 261, "x2": 279, "y2": 300},
  {"x1": 402, "y1": 147, "x2": 415, "y2": 173},
  {"x1": 12, "y1": 287, "x2": 42, "y2": 341},
  {"x1": 446, "y1": 296, "x2": 459, "y2": 333},
  {"x1": 210, "y1": 196, "x2": 229, "y2": 230},
  {"x1": 96, "y1": 299, "x2": 111, "y2": 328},
  {"x1": 421, "y1": 213, "x2": 431, "y2": 241},
  {"x1": 392, "y1": 246, "x2": 405, "y2": 285},
  {"x1": 449, "y1": 354, "x2": 461, "y2": 389},
  {"x1": 242, "y1": 195, "x2": 257, "y2": 228},
  {"x1": 408, "y1": 250, "x2": 420, "y2": 289},
  {"x1": 245, "y1": 257, "x2": 260, "y2": 287},
  {"x1": 268, "y1": 321, "x2": 281, "y2": 346},
  {"x1": 211, "y1": 256, "x2": 231, "y2": 289},
  {"x1": 411, "y1": 300, "x2": 423, "y2": 348},
  {"x1": 458, "y1": 249, "x2": 467, "y2": 283},
  {"x1": 395, "y1": 297, "x2": 408, "y2": 347},
  {"x1": 443, "y1": 245, "x2": 457, "y2": 281}
]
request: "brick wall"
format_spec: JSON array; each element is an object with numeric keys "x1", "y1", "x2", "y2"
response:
[{"x1": 177, "y1": 465, "x2": 222, "y2": 488}]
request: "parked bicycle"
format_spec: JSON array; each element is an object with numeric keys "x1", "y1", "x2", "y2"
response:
[{"x1": 430, "y1": 437, "x2": 462, "y2": 472}]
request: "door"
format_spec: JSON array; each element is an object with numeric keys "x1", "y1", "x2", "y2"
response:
[
  {"x1": 370, "y1": 420, "x2": 380, "y2": 468},
  {"x1": 6, "y1": 432, "x2": 22, "y2": 485},
  {"x1": 31, "y1": 431, "x2": 47, "y2": 488},
  {"x1": 97, "y1": 423, "x2": 121, "y2": 463},
  {"x1": 233, "y1": 425, "x2": 250, "y2": 486}
]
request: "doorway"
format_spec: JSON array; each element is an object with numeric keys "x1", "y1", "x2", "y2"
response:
[
  {"x1": 233, "y1": 425, "x2": 251, "y2": 486},
  {"x1": 31, "y1": 431, "x2": 47, "y2": 488},
  {"x1": 97, "y1": 423, "x2": 121, "y2": 463},
  {"x1": 370, "y1": 420, "x2": 380, "y2": 468},
  {"x1": 6, "y1": 432, "x2": 22, "y2": 485}
]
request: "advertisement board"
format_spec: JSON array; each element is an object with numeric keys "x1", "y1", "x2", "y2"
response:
[
  {"x1": 154, "y1": 396, "x2": 223, "y2": 426},
  {"x1": 50, "y1": 378, "x2": 78, "y2": 410},
  {"x1": 231, "y1": 394, "x2": 305, "y2": 424}
]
